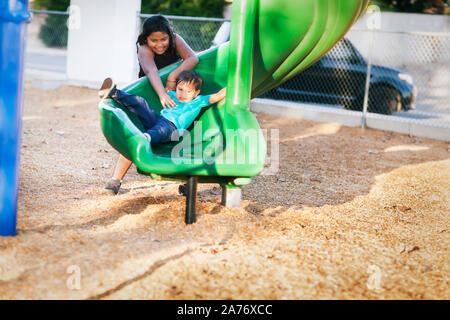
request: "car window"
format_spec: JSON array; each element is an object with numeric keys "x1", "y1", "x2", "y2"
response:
[{"x1": 324, "y1": 40, "x2": 356, "y2": 61}]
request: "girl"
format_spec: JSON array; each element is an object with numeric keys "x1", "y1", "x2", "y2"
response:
[{"x1": 104, "y1": 15, "x2": 199, "y2": 194}]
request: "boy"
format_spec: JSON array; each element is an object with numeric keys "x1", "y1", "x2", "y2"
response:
[
  {"x1": 99, "y1": 70, "x2": 226, "y2": 145},
  {"x1": 99, "y1": 71, "x2": 226, "y2": 193}
]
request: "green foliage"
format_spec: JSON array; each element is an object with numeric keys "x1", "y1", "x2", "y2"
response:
[
  {"x1": 33, "y1": 0, "x2": 228, "y2": 48},
  {"x1": 373, "y1": 0, "x2": 426, "y2": 12},
  {"x1": 140, "y1": 0, "x2": 228, "y2": 51},
  {"x1": 38, "y1": 14, "x2": 68, "y2": 47},
  {"x1": 141, "y1": 0, "x2": 227, "y2": 17},
  {"x1": 33, "y1": 0, "x2": 70, "y2": 47},
  {"x1": 370, "y1": 0, "x2": 447, "y2": 13},
  {"x1": 32, "y1": 0, "x2": 70, "y2": 10},
  {"x1": 173, "y1": 20, "x2": 222, "y2": 51},
  {"x1": 33, "y1": 0, "x2": 227, "y2": 15}
]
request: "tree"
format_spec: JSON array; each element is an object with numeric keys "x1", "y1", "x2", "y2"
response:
[
  {"x1": 32, "y1": 0, "x2": 229, "y2": 48},
  {"x1": 372, "y1": 0, "x2": 447, "y2": 14},
  {"x1": 141, "y1": 0, "x2": 227, "y2": 17},
  {"x1": 32, "y1": 0, "x2": 70, "y2": 11},
  {"x1": 140, "y1": 0, "x2": 229, "y2": 51},
  {"x1": 33, "y1": 0, "x2": 70, "y2": 47},
  {"x1": 33, "y1": 0, "x2": 228, "y2": 16}
]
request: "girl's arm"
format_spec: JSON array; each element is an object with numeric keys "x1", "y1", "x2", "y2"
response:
[
  {"x1": 166, "y1": 34, "x2": 199, "y2": 90},
  {"x1": 208, "y1": 87, "x2": 227, "y2": 104},
  {"x1": 138, "y1": 45, "x2": 177, "y2": 109}
]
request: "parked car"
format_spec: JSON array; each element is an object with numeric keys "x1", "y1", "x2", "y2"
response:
[{"x1": 261, "y1": 38, "x2": 418, "y2": 115}]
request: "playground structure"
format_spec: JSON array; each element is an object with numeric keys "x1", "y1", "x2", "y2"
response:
[
  {"x1": 0, "y1": 0, "x2": 31, "y2": 236},
  {"x1": 2, "y1": 1, "x2": 448, "y2": 299},
  {"x1": 99, "y1": 0, "x2": 370, "y2": 224},
  {"x1": 0, "y1": 0, "x2": 370, "y2": 235}
]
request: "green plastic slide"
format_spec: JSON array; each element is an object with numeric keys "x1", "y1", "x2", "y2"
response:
[{"x1": 99, "y1": 0, "x2": 369, "y2": 189}]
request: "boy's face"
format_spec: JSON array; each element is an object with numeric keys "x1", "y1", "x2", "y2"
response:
[{"x1": 175, "y1": 81, "x2": 200, "y2": 103}]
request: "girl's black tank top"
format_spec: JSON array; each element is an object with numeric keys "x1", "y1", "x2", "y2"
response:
[{"x1": 138, "y1": 48, "x2": 181, "y2": 78}]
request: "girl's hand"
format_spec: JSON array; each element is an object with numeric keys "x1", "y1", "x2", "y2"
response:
[
  {"x1": 159, "y1": 91, "x2": 177, "y2": 109},
  {"x1": 165, "y1": 72, "x2": 177, "y2": 91},
  {"x1": 165, "y1": 79, "x2": 177, "y2": 91}
]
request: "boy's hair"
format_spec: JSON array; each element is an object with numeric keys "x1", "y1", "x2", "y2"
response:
[{"x1": 176, "y1": 70, "x2": 203, "y2": 91}]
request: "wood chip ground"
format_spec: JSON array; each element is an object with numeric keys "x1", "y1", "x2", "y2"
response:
[{"x1": 0, "y1": 82, "x2": 448, "y2": 299}]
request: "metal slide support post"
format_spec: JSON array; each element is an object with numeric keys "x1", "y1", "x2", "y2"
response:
[
  {"x1": 0, "y1": 0, "x2": 31, "y2": 236},
  {"x1": 362, "y1": 23, "x2": 375, "y2": 128},
  {"x1": 221, "y1": 186, "x2": 242, "y2": 208},
  {"x1": 185, "y1": 176, "x2": 198, "y2": 224}
]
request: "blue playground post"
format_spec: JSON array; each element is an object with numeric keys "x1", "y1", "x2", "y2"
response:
[{"x1": 0, "y1": 0, "x2": 31, "y2": 236}]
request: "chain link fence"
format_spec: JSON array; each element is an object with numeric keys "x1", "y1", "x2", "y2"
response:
[
  {"x1": 25, "y1": 10, "x2": 68, "y2": 77},
  {"x1": 28, "y1": 10, "x2": 69, "y2": 49},
  {"x1": 138, "y1": 14, "x2": 228, "y2": 53},
  {"x1": 261, "y1": 28, "x2": 450, "y2": 126},
  {"x1": 27, "y1": 11, "x2": 228, "y2": 53},
  {"x1": 26, "y1": 11, "x2": 449, "y2": 128},
  {"x1": 354, "y1": 29, "x2": 449, "y2": 120}
]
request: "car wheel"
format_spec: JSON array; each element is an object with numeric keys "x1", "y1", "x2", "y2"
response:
[
  {"x1": 346, "y1": 94, "x2": 364, "y2": 111},
  {"x1": 368, "y1": 86, "x2": 401, "y2": 115}
]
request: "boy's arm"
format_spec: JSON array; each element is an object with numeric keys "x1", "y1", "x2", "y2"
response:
[{"x1": 208, "y1": 87, "x2": 227, "y2": 104}]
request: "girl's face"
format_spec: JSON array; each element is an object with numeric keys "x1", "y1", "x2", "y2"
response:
[
  {"x1": 175, "y1": 81, "x2": 200, "y2": 103},
  {"x1": 146, "y1": 31, "x2": 170, "y2": 55}
]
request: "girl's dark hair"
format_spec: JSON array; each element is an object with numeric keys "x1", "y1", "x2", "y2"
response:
[
  {"x1": 176, "y1": 71, "x2": 204, "y2": 91},
  {"x1": 136, "y1": 15, "x2": 176, "y2": 55}
]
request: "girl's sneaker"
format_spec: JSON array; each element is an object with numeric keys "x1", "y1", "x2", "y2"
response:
[
  {"x1": 105, "y1": 178, "x2": 122, "y2": 195},
  {"x1": 98, "y1": 78, "x2": 117, "y2": 99},
  {"x1": 178, "y1": 183, "x2": 187, "y2": 197}
]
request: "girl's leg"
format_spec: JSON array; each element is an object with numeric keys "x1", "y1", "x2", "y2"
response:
[
  {"x1": 105, "y1": 154, "x2": 133, "y2": 194},
  {"x1": 112, "y1": 154, "x2": 133, "y2": 180},
  {"x1": 114, "y1": 90, "x2": 159, "y2": 130}
]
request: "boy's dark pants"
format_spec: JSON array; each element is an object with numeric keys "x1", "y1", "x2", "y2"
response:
[{"x1": 114, "y1": 90, "x2": 177, "y2": 145}]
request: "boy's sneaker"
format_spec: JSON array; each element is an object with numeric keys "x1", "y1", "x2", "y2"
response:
[
  {"x1": 105, "y1": 178, "x2": 122, "y2": 195},
  {"x1": 98, "y1": 77, "x2": 117, "y2": 99}
]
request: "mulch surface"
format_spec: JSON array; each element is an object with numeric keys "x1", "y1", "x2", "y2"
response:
[{"x1": 0, "y1": 82, "x2": 448, "y2": 299}]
